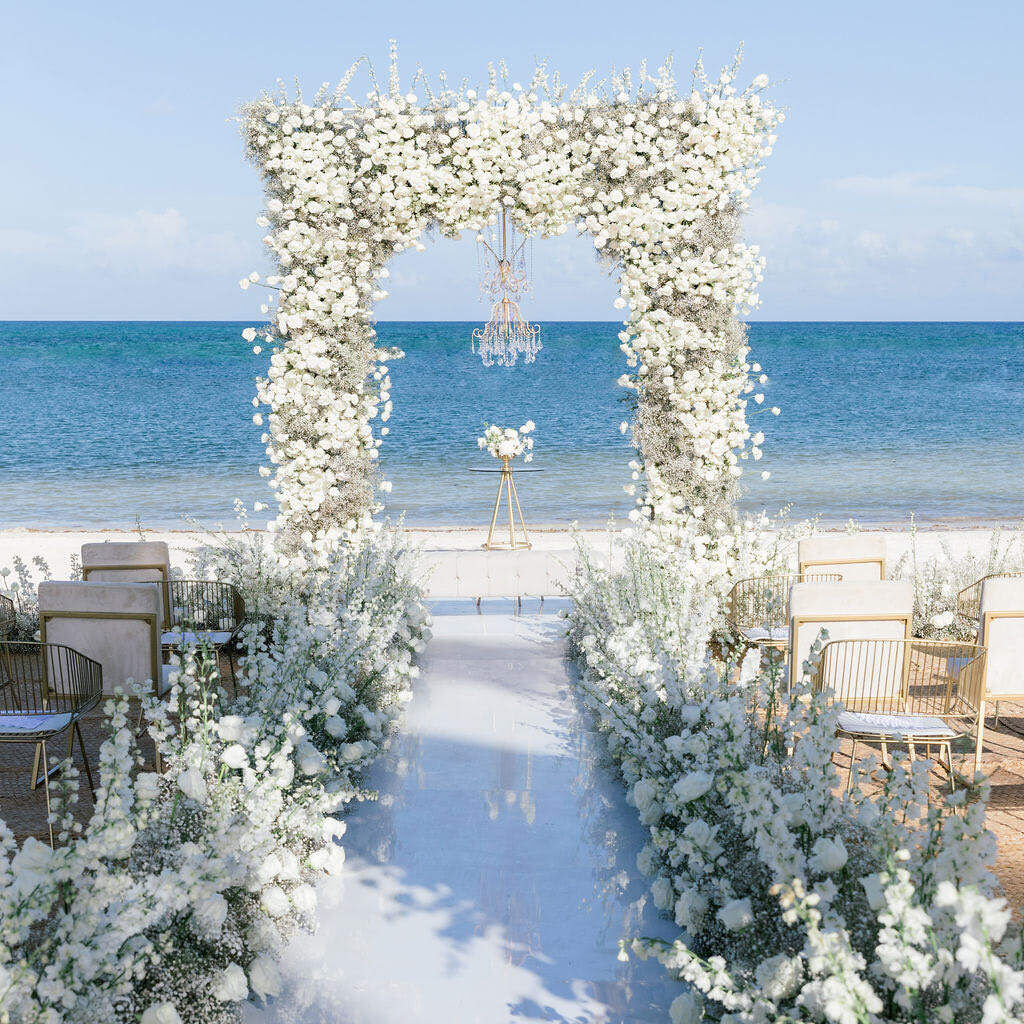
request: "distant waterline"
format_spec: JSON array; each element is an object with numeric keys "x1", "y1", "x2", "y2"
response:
[{"x1": 0, "y1": 321, "x2": 1021, "y2": 530}]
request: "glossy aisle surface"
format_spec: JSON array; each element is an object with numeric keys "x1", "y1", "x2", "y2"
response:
[{"x1": 247, "y1": 600, "x2": 680, "y2": 1023}]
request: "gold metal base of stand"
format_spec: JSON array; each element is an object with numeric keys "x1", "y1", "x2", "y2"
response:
[{"x1": 484, "y1": 456, "x2": 532, "y2": 551}]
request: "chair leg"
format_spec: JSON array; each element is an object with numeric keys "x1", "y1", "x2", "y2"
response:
[
  {"x1": 880, "y1": 740, "x2": 889, "y2": 770},
  {"x1": 993, "y1": 701, "x2": 1000, "y2": 729},
  {"x1": 40, "y1": 742, "x2": 54, "y2": 850},
  {"x1": 975, "y1": 704, "x2": 986, "y2": 775},
  {"x1": 944, "y1": 743, "x2": 956, "y2": 795},
  {"x1": 75, "y1": 721, "x2": 95, "y2": 797},
  {"x1": 908, "y1": 740, "x2": 916, "y2": 764},
  {"x1": 31, "y1": 742, "x2": 42, "y2": 791},
  {"x1": 846, "y1": 736, "x2": 858, "y2": 795},
  {"x1": 225, "y1": 646, "x2": 237, "y2": 699}
]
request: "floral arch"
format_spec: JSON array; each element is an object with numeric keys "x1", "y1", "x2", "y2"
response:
[{"x1": 241, "y1": 50, "x2": 781, "y2": 559}]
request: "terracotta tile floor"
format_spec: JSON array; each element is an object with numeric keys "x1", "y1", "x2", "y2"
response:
[
  {"x1": 832, "y1": 702, "x2": 1024, "y2": 910},
  {"x1": 3, "y1": 673, "x2": 1023, "y2": 914},
  {"x1": 0, "y1": 652, "x2": 238, "y2": 846}
]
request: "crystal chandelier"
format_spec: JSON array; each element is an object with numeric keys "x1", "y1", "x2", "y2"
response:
[{"x1": 472, "y1": 209, "x2": 541, "y2": 367}]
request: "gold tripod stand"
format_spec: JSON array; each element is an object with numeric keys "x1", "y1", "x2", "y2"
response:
[{"x1": 483, "y1": 456, "x2": 532, "y2": 550}]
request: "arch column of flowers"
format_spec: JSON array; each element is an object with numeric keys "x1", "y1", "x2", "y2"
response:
[{"x1": 241, "y1": 52, "x2": 780, "y2": 563}]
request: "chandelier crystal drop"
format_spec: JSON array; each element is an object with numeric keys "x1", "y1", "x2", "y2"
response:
[{"x1": 472, "y1": 208, "x2": 541, "y2": 367}]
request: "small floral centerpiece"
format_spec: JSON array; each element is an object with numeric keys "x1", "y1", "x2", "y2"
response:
[{"x1": 478, "y1": 421, "x2": 535, "y2": 463}]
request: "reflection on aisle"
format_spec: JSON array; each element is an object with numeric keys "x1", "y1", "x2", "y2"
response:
[{"x1": 246, "y1": 601, "x2": 680, "y2": 1023}]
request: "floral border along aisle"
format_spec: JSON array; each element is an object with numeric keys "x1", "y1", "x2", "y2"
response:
[
  {"x1": 0, "y1": 529, "x2": 429, "y2": 1023},
  {"x1": 568, "y1": 531, "x2": 1024, "y2": 1024}
]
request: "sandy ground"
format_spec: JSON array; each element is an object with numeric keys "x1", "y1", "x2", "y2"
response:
[{"x1": 0, "y1": 522, "x2": 1012, "y2": 577}]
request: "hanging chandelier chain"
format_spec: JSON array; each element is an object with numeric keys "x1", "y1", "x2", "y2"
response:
[{"x1": 473, "y1": 208, "x2": 542, "y2": 368}]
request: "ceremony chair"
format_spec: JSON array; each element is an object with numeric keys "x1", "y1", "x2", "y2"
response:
[
  {"x1": 788, "y1": 580, "x2": 914, "y2": 692},
  {"x1": 81, "y1": 541, "x2": 172, "y2": 628},
  {"x1": 797, "y1": 536, "x2": 887, "y2": 581},
  {"x1": 0, "y1": 640, "x2": 102, "y2": 847},
  {"x1": 37, "y1": 581, "x2": 174, "y2": 699},
  {"x1": 0, "y1": 594, "x2": 14, "y2": 638},
  {"x1": 811, "y1": 637, "x2": 986, "y2": 792},
  {"x1": 956, "y1": 571, "x2": 1024, "y2": 634},
  {"x1": 161, "y1": 579, "x2": 245, "y2": 695},
  {"x1": 971, "y1": 577, "x2": 1024, "y2": 772},
  {"x1": 725, "y1": 572, "x2": 842, "y2": 656}
]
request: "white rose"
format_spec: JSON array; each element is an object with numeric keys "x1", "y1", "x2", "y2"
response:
[
  {"x1": 674, "y1": 888, "x2": 709, "y2": 930},
  {"x1": 141, "y1": 1004, "x2": 182, "y2": 1024},
  {"x1": 297, "y1": 743, "x2": 326, "y2": 775},
  {"x1": 176, "y1": 767, "x2": 207, "y2": 803},
  {"x1": 651, "y1": 874, "x2": 674, "y2": 910},
  {"x1": 192, "y1": 892, "x2": 227, "y2": 937},
  {"x1": 672, "y1": 771, "x2": 713, "y2": 804},
  {"x1": 323, "y1": 696, "x2": 342, "y2": 716},
  {"x1": 135, "y1": 771, "x2": 160, "y2": 802},
  {"x1": 717, "y1": 897, "x2": 753, "y2": 931},
  {"x1": 324, "y1": 715, "x2": 347, "y2": 738},
  {"x1": 212, "y1": 962, "x2": 248, "y2": 1002},
  {"x1": 221, "y1": 744, "x2": 248, "y2": 770},
  {"x1": 670, "y1": 992, "x2": 704, "y2": 1024},
  {"x1": 754, "y1": 953, "x2": 803, "y2": 1001},
  {"x1": 249, "y1": 954, "x2": 282, "y2": 999},
  {"x1": 242, "y1": 327, "x2": 257, "y2": 343},
  {"x1": 809, "y1": 835, "x2": 848, "y2": 874},
  {"x1": 260, "y1": 884, "x2": 290, "y2": 918},
  {"x1": 215, "y1": 715, "x2": 246, "y2": 742}
]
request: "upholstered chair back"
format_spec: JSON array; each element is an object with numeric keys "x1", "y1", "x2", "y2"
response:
[
  {"x1": 979, "y1": 577, "x2": 1024, "y2": 701},
  {"x1": 789, "y1": 580, "x2": 913, "y2": 691},
  {"x1": 797, "y1": 536, "x2": 887, "y2": 582},
  {"x1": 81, "y1": 542, "x2": 172, "y2": 627},
  {"x1": 38, "y1": 581, "x2": 164, "y2": 697}
]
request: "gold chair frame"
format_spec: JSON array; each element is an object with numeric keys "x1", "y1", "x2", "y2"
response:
[
  {"x1": 0, "y1": 640, "x2": 103, "y2": 847},
  {"x1": 790, "y1": 611, "x2": 913, "y2": 692},
  {"x1": 0, "y1": 594, "x2": 14, "y2": 639},
  {"x1": 812, "y1": 637, "x2": 986, "y2": 791},
  {"x1": 39, "y1": 608, "x2": 163, "y2": 700},
  {"x1": 971, "y1": 604, "x2": 1024, "y2": 772},
  {"x1": 725, "y1": 572, "x2": 842, "y2": 655},
  {"x1": 82, "y1": 562, "x2": 172, "y2": 629},
  {"x1": 161, "y1": 579, "x2": 246, "y2": 695},
  {"x1": 956, "y1": 571, "x2": 1024, "y2": 630},
  {"x1": 798, "y1": 556, "x2": 887, "y2": 581}
]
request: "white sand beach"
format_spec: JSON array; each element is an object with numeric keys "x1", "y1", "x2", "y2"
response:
[{"x1": 0, "y1": 522, "x2": 1010, "y2": 584}]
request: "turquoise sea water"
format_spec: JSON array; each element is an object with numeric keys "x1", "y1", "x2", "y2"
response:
[{"x1": 0, "y1": 321, "x2": 1021, "y2": 529}]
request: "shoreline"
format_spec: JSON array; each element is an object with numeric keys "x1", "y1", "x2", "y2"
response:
[
  {"x1": 0, "y1": 521, "x2": 1017, "y2": 576},
  {"x1": 2, "y1": 514, "x2": 1022, "y2": 536}
]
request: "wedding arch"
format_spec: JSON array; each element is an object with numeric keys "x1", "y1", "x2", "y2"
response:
[{"x1": 240, "y1": 49, "x2": 780, "y2": 557}]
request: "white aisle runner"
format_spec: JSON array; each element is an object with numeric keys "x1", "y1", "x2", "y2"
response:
[{"x1": 247, "y1": 600, "x2": 679, "y2": 1023}]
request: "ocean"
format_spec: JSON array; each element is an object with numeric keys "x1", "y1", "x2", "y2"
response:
[{"x1": 1, "y1": 321, "x2": 1021, "y2": 530}]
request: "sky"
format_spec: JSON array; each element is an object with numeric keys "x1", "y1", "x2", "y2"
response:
[{"x1": 2, "y1": 0, "x2": 1022, "y2": 321}]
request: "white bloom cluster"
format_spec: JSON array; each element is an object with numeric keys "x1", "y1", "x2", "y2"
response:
[
  {"x1": 891, "y1": 520, "x2": 1024, "y2": 641},
  {"x1": 0, "y1": 527, "x2": 429, "y2": 1024},
  {"x1": 240, "y1": 50, "x2": 781, "y2": 554},
  {"x1": 568, "y1": 530, "x2": 1024, "y2": 1022},
  {"x1": 478, "y1": 420, "x2": 535, "y2": 462}
]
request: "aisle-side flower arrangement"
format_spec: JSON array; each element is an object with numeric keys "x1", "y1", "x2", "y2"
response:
[
  {"x1": 568, "y1": 529, "x2": 1023, "y2": 1023},
  {"x1": 0, "y1": 527, "x2": 428, "y2": 1024},
  {"x1": 478, "y1": 421, "x2": 535, "y2": 463},
  {"x1": 892, "y1": 520, "x2": 1024, "y2": 641}
]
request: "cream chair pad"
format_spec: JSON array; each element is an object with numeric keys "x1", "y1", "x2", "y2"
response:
[{"x1": 980, "y1": 577, "x2": 1024, "y2": 700}]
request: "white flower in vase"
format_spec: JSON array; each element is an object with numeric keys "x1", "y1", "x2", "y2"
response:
[{"x1": 477, "y1": 422, "x2": 538, "y2": 464}]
